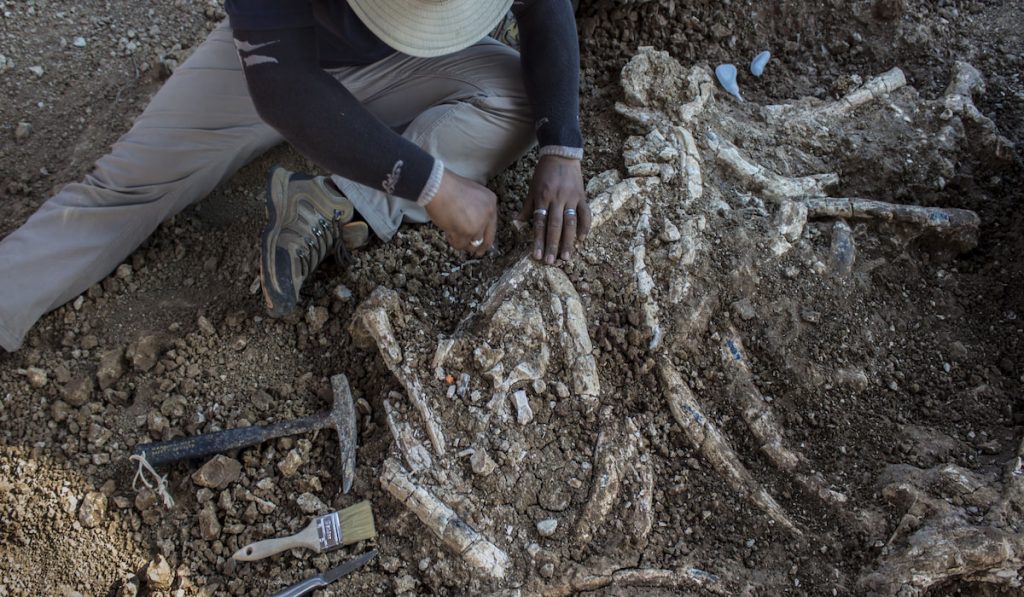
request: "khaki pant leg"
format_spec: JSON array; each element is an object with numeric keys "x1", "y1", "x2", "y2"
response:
[{"x1": 0, "y1": 22, "x2": 281, "y2": 352}]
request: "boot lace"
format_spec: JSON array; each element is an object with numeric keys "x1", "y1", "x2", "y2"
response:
[{"x1": 295, "y1": 209, "x2": 348, "y2": 277}]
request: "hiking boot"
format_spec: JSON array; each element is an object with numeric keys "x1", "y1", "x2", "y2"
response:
[{"x1": 260, "y1": 166, "x2": 369, "y2": 318}]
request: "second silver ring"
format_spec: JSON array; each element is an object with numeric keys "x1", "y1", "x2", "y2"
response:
[{"x1": 533, "y1": 208, "x2": 548, "y2": 218}]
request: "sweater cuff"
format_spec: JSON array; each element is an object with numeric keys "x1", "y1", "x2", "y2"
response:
[
  {"x1": 417, "y1": 159, "x2": 445, "y2": 207},
  {"x1": 539, "y1": 145, "x2": 584, "y2": 161}
]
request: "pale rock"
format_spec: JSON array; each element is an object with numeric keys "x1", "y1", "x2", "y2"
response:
[
  {"x1": 661, "y1": 219, "x2": 681, "y2": 242},
  {"x1": 536, "y1": 518, "x2": 558, "y2": 537},
  {"x1": 306, "y1": 305, "x2": 329, "y2": 333},
  {"x1": 296, "y1": 492, "x2": 327, "y2": 514},
  {"x1": 78, "y1": 491, "x2": 107, "y2": 528},
  {"x1": 145, "y1": 555, "x2": 173, "y2": 590},
  {"x1": 28, "y1": 65, "x2": 44, "y2": 77},
  {"x1": 470, "y1": 449, "x2": 497, "y2": 476},
  {"x1": 197, "y1": 315, "x2": 216, "y2": 336},
  {"x1": 512, "y1": 390, "x2": 533, "y2": 425},
  {"x1": 96, "y1": 348, "x2": 125, "y2": 390},
  {"x1": 191, "y1": 455, "x2": 241, "y2": 489},
  {"x1": 25, "y1": 367, "x2": 47, "y2": 388},
  {"x1": 276, "y1": 449, "x2": 303, "y2": 478},
  {"x1": 198, "y1": 504, "x2": 221, "y2": 540},
  {"x1": 14, "y1": 121, "x2": 32, "y2": 141}
]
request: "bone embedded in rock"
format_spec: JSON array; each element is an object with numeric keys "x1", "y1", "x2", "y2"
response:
[
  {"x1": 776, "y1": 199, "x2": 809, "y2": 242},
  {"x1": 815, "y1": 67, "x2": 907, "y2": 118},
  {"x1": 670, "y1": 126, "x2": 704, "y2": 205},
  {"x1": 829, "y1": 219, "x2": 856, "y2": 277},
  {"x1": 576, "y1": 422, "x2": 639, "y2": 546},
  {"x1": 590, "y1": 177, "x2": 660, "y2": 230},
  {"x1": 704, "y1": 130, "x2": 838, "y2": 200},
  {"x1": 544, "y1": 269, "x2": 601, "y2": 402},
  {"x1": 381, "y1": 459, "x2": 510, "y2": 579},
  {"x1": 512, "y1": 390, "x2": 534, "y2": 425},
  {"x1": 679, "y1": 65, "x2": 715, "y2": 124},
  {"x1": 657, "y1": 357, "x2": 800, "y2": 534},
  {"x1": 632, "y1": 231, "x2": 663, "y2": 350},
  {"x1": 629, "y1": 461, "x2": 656, "y2": 544},
  {"x1": 383, "y1": 398, "x2": 433, "y2": 473}
]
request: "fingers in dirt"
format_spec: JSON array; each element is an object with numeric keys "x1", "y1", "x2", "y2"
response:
[
  {"x1": 560, "y1": 210, "x2": 578, "y2": 261},
  {"x1": 532, "y1": 207, "x2": 547, "y2": 260}
]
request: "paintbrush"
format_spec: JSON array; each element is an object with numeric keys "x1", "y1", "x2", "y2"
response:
[{"x1": 231, "y1": 501, "x2": 376, "y2": 562}]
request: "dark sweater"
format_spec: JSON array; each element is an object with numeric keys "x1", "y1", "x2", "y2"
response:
[{"x1": 226, "y1": 0, "x2": 582, "y2": 204}]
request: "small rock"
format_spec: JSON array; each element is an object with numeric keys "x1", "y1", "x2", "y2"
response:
[
  {"x1": 25, "y1": 367, "x2": 48, "y2": 388},
  {"x1": 334, "y1": 284, "x2": 353, "y2": 301},
  {"x1": 536, "y1": 519, "x2": 558, "y2": 537},
  {"x1": 145, "y1": 555, "x2": 173, "y2": 590},
  {"x1": 393, "y1": 574, "x2": 417, "y2": 594},
  {"x1": 306, "y1": 305, "x2": 329, "y2": 333},
  {"x1": 512, "y1": 390, "x2": 533, "y2": 425},
  {"x1": 470, "y1": 449, "x2": 497, "y2": 476},
  {"x1": 78, "y1": 491, "x2": 107, "y2": 528},
  {"x1": 128, "y1": 334, "x2": 163, "y2": 371},
  {"x1": 660, "y1": 219, "x2": 681, "y2": 242},
  {"x1": 732, "y1": 299, "x2": 756, "y2": 321},
  {"x1": 135, "y1": 487, "x2": 157, "y2": 511},
  {"x1": 73, "y1": 36, "x2": 87, "y2": 48},
  {"x1": 296, "y1": 492, "x2": 327, "y2": 514},
  {"x1": 800, "y1": 308, "x2": 821, "y2": 324},
  {"x1": 276, "y1": 449, "x2": 303, "y2": 478},
  {"x1": 28, "y1": 65, "x2": 45, "y2": 78},
  {"x1": 191, "y1": 455, "x2": 241, "y2": 489},
  {"x1": 198, "y1": 504, "x2": 221, "y2": 540},
  {"x1": 14, "y1": 122, "x2": 32, "y2": 141},
  {"x1": 197, "y1": 315, "x2": 216, "y2": 337},
  {"x1": 96, "y1": 348, "x2": 126, "y2": 390},
  {"x1": 62, "y1": 375, "x2": 94, "y2": 407}
]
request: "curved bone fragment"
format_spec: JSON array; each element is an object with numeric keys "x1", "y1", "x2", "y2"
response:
[
  {"x1": 720, "y1": 331, "x2": 854, "y2": 513},
  {"x1": 544, "y1": 268, "x2": 600, "y2": 403},
  {"x1": 542, "y1": 566, "x2": 729, "y2": 597},
  {"x1": 381, "y1": 458, "x2": 510, "y2": 579},
  {"x1": 590, "y1": 177, "x2": 660, "y2": 229},
  {"x1": 668, "y1": 126, "x2": 704, "y2": 205},
  {"x1": 383, "y1": 397, "x2": 433, "y2": 473},
  {"x1": 632, "y1": 203, "x2": 663, "y2": 349},
  {"x1": 705, "y1": 131, "x2": 838, "y2": 200},
  {"x1": 657, "y1": 357, "x2": 800, "y2": 535},
  {"x1": 816, "y1": 67, "x2": 907, "y2": 119},
  {"x1": 942, "y1": 61, "x2": 1016, "y2": 162},
  {"x1": 351, "y1": 289, "x2": 446, "y2": 456},
  {"x1": 576, "y1": 420, "x2": 640, "y2": 546},
  {"x1": 804, "y1": 197, "x2": 980, "y2": 253}
]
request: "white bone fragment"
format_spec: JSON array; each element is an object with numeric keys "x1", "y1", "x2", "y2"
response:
[
  {"x1": 629, "y1": 461, "x2": 655, "y2": 543},
  {"x1": 705, "y1": 130, "x2": 839, "y2": 200},
  {"x1": 679, "y1": 65, "x2": 716, "y2": 124},
  {"x1": 776, "y1": 199, "x2": 808, "y2": 242},
  {"x1": 543, "y1": 566, "x2": 729, "y2": 597},
  {"x1": 632, "y1": 206, "x2": 663, "y2": 349},
  {"x1": 383, "y1": 398, "x2": 433, "y2": 473},
  {"x1": 590, "y1": 177, "x2": 661, "y2": 230},
  {"x1": 351, "y1": 289, "x2": 446, "y2": 456},
  {"x1": 658, "y1": 357, "x2": 800, "y2": 534},
  {"x1": 829, "y1": 219, "x2": 856, "y2": 278},
  {"x1": 814, "y1": 67, "x2": 907, "y2": 118},
  {"x1": 803, "y1": 197, "x2": 980, "y2": 253},
  {"x1": 672, "y1": 126, "x2": 704, "y2": 204},
  {"x1": 544, "y1": 269, "x2": 600, "y2": 403},
  {"x1": 576, "y1": 420, "x2": 641, "y2": 546},
  {"x1": 942, "y1": 62, "x2": 1016, "y2": 162},
  {"x1": 720, "y1": 331, "x2": 855, "y2": 513},
  {"x1": 381, "y1": 459, "x2": 510, "y2": 579},
  {"x1": 512, "y1": 390, "x2": 533, "y2": 425}
]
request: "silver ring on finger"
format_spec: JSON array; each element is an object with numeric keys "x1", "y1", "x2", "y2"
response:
[
  {"x1": 533, "y1": 208, "x2": 548, "y2": 219},
  {"x1": 470, "y1": 238, "x2": 483, "y2": 248},
  {"x1": 564, "y1": 208, "x2": 577, "y2": 217}
]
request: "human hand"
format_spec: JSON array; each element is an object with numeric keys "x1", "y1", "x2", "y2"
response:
[
  {"x1": 425, "y1": 169, "x2": 497, "y2": 257},
  {"x1": 517, "y1": 155, "x2": 591, "y2": 264}
]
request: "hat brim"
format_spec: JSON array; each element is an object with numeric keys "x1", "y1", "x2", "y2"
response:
[{"x1": 348, "y1": 0, "x2": 514, "y2": 58}]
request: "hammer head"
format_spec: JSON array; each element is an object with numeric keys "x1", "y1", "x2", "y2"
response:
[{"x1": 328, "y1": 374, "x2": 358, "y2": 493}]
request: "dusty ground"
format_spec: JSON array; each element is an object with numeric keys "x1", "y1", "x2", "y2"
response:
[{"x1": 1, "y1": 0, "x2": 1023, "y2": 595}]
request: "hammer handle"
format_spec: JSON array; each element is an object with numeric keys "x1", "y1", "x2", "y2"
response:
[{"x1": 132, "y1": 412, "x2": 327, "y2": 467}]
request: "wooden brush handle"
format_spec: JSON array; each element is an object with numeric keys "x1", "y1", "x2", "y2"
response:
[{"x1": 232, "y1": 521, "x2": 319, "y2": 561}]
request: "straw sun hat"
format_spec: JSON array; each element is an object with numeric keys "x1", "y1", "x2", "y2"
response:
[{"x1": 348, "y1": 0, "x2": 514, "y2": 58}]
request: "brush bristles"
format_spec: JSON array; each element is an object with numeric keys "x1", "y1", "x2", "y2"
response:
[{"x1": 340, "y1": 500, "x2": 377, "y2": 544}]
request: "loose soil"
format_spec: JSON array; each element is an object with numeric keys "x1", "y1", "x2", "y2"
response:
[{"x1": 1, "y1": 0, "x2": 1022, "y2": 595}]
